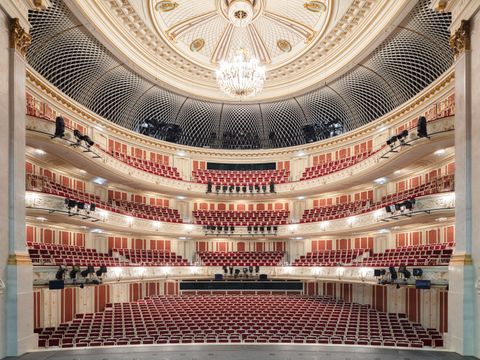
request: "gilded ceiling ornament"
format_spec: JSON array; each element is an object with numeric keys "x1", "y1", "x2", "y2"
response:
[
  {"x1": 304, "y1": 1, "x2": 326, "y2": 12},
  {"x1": 190, "y1": 38, "x2": 205, "y2": 52},
  {"x1": 156, "y1": 0, "x2": 179, "y2": 12},
  {"x1": 277, "y1": 39, "x2": 292, "y2": 53},
  {"x1": 9, "y1": 18, "x2": 32, "y2": 58},
  {"x1": 449, "y1": 20, "x2": 470, "y2": 59}
]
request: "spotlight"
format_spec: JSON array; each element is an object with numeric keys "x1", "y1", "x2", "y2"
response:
[
  {"x1": 389, "y1": 266, "x2": 397, "y2": 280},
  {"x1": 73, "y1": 129, "x2": 83, "y2": 146},
  {"x1": 269, "y1": 181, "x2": 275, "y2": 193},
  {"x1": 83, "y1": 135, "x2": 94, "y2": 148},
  {"x1": 234, "y1": 268, "x2": 240, "y2": 278},
  {"x1": 397, "y1": 130, "x2": 409, "y2": 145},
  {"x1": 95, "y1": 266, "x2": 107, "y2": 277},
  {"x1": 255, "y1": 266, "x2": 260, "y2": 274},
  {"x1": 417, "y1": 116, "x2": 429, "y2": 138},
  {"x1": 242, "y1": 267, "x2": 248, "y2": 278},
  {"x1": 52, "y1": 116, "x2": 65, "y2": 139},
  {"x1": 70, "y1": 265, "x2": 80, "y2": 280},
  {"x1": 81, "y1": 265, "x2": 95, "y2": 278},
  {"x1": 412, "y1": 268, "x2": 423, "y2": 277},
  {"x1": 386, "y1": 135, "x2": 398, "y2": 149},
  {"x1": 206, "y1": 181, "x2": 212, "y2": 193},
  {"x1": 55, "y1": 265, "x2": 66, "y2": 280},
  {"x1": 76, "y1": 202, "x2": 85, "y2": 210},
  {"x1": 222, "y1": 265, "x2": 228, "y2": 275},
  {"x1": 396, "y1": 283, "x2": 401, "y2": 289},
  {"x1": 89, "y1": 203, "x2": 96, "y2": 212},
  {"x1": 384, "y1": 205, "x2": 393, "y2": 214}
]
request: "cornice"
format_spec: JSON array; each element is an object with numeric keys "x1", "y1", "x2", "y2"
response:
[
  {"x1": 66, "y1": 0, "x2": 413, "y2": 103},
  {"x1": 25, "y1": 65, "x2": 455, "y2": 160}
]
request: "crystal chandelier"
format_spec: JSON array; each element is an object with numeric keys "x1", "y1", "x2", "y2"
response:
[{"x1": 215, "y1": 49, "x2": 266, "y2": 99}]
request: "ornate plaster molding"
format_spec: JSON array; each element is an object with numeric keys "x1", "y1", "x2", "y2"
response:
[
  {"x1": 8, "y1": 253, "x2": 33, "y2": 265},
  {"x1": 9, "y1": 18, "x2": 32, "y2": 58},
  {"x1": 449, "y1": 19, "x2": 470, "y2": 59},
  {"x1": 449, "y1": 253, "x2": 473, "y2": 265}
]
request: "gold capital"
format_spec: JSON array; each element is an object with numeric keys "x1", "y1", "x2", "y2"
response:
[
  {"x1": 10, "y1": 18, "x2": 32, "y2": 58},
  {"x1": 449, "y1": 20, "x2": 470, "y2": 59},
  {"x1": 7, "y1": 254, "x2": 33, "y2": 265}
]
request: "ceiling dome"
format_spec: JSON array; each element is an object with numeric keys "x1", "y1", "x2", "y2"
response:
[{"x1": 27, "y1": 0, "x2": 453, "y2": 149}]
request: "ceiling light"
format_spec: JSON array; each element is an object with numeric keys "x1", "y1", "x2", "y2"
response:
[
  {"x1": 176, "y1": 150, "x2": 187, "y2": 157},
  {"x1": 36, "y1": 217, "x2": 47, "y2": 221},
  {"x1": 297, "y1": 196, "x2": 305, "y2": 200},
  {"x1": 216, "y1": 49, "x2": 265, "y2": 99},
  {"x1": 296, "y1": 151, "x2": 307, "y2": 157},
  {"x1": 294, "y1": 237, "x2": 304, "y2": 240},
  {"x1": 177, "y1": 196, "x2": 186, "y2": 200},
  {"x1": 434, "y1": 149, "x2": 446, "y2": 156},
  {"x1": 393, "y1": 170, "x2": 403, "y2": 175},
  {"x1": 92, "y1": 177, "x2": 107, "y2": 185},
  {"x1": 374, "y1": 177, "x2": 387, "y2": 185},
  {"x1": 436, "y1": 217, "x2": 448, "y2": 222},
  {"x1": 33, "y1": 149, "x2": 46, "y2": 155}
]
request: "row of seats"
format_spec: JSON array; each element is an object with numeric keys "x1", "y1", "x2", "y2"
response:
[
  {"x1": 291, "y1": 243, "x2": 454, "y2": 267},
  {"x1": 300, "y1": 151, "x2": 376, "y2": 180},
  {"x1": 113, "y1": 249, "x2": 189, "y2": 266},
  {"x1": 26, "y1": 242, "x2": 129, "y2": 267},
  {"x1": 108, "y1": 199, "x2": 182, "y2": 223},
  {"x1": 300, "y1": 175, "x2": 455, "y2": 223},
  {"x1": 353, "y1": 243, "x2": 454, "y2": 267},
  {"x1": 111, "y1": 151, "x2": 182, "y2": 180},
  {"x1": 26, "y1": 175, "x2": 182, "y2": 223},
  {"x1": 27, "y1": 242, "x2": 189, "y2": 267},
  {"x1": 293, "y1": 249, "x2": 368, "y2": 266},
  {"x1": 35, "y1": 295, "x2": 443, "y2": 348},
  {"x1": 193, "y1": 210, "x2": 290, "y2": 227},
  {"x1": 197, "y1": 251, "x2": 285, "y2": 266},
  {"x1": 192, "y1": 169, "x2": 289, "y2": 186}
]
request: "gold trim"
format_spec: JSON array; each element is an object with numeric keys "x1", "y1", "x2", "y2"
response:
[
  {"x1": 10, "y1": 18, "x2": 32, "y2": 58},
  {"x1": 449, "y1": 20, "x2": 470, "y2": 59},
  {"x1": 449, "y1": 254, "x2": 473, "y2": 265},
  {"x1": 7, "y1": 254, "x2": 33, "y2": 265}
]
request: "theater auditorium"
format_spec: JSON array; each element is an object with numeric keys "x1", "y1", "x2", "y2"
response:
[{"x1": 0, "y1": 0, "x2": 479, "y2": 359}]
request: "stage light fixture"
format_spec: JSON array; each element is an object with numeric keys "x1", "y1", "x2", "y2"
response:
[
  {"x1": 52, "y1": 116, "x2": 65, "y2": 139},
  {"x1": 55, "y1": 265, "x2": 66, "y2": 280},
  {"x1": 397, "y1": 130, "x2": 409, "y2": 145},
  {"x1": 70, "y1": 265, "x2": 80, "y2": 280},
  {"x1": 412, "y1": 268, "x2": 423, "y2": 277},
  {"x1": 389, "y1": 266, "x2": 398, "y2": 280},
  {"x1": 95, "y1": 266, "x2": 107, "y2": 277}
]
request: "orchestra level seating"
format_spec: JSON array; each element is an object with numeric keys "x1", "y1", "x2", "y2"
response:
[
  {"x1": 26, "y1": 174, "x2": 183, "y2": 223},
  {"x1": 198, "y1": 251, "x2": 284, "y2": 266},
  {"x1": 35, "y1": 295, "x2": 443, "y2": 348},
  {"x1": 192, "y1": 169, "x2": 289, "y2": 186},
  {"x1": 300, "y1": 175, "x2": 454, "y2": 223},
  {"x1": 111, "y1": 151, "x2": 182, "y2": 180},
  {"x1": 193, "y1": 210, "x2": 289, "y2": 227}
]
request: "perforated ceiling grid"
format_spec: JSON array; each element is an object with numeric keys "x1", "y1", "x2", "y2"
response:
[{"x1": 27, "y1": 0, "x2": 452, "y2": 149}]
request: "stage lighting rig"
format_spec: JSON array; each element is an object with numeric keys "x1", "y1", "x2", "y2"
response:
[{"x1": 55, "y1": 265, "x2": 66, "y2": 280}]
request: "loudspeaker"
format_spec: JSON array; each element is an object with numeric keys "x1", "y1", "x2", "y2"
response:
[
  {"x1": 54, "y1": 116, "x2": 65, "y2": 138},
  {"x1": 269, "y1": 182, "x2": 275, "y2": 193},
  {"x1": 374, "y1": 269, "x2": 385, "y2": 277},
  {"x1": 49, "y1": 280, "x2": 65, "y2": 290},
  {"x1": 417, "y1": 116, "x2": 428, "y2": 138},
  {"x1": 207, "y1": 181, "x2": 212, "y2": 193},
  {"x1": 415, "y1": 279, "x2": 431, "y2": 289},
  {"x1": 89, "y1": 203, "x2": 96, "y2": 212},
  {"x1": 259, "y1": 274, "x2": 268, "y2": 281},
  {"x1": 214, "y1": 274, "x2": 223, "y2": 281}
]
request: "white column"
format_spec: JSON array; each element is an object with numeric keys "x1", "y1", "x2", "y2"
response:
[
  {"x1": 447, "y1": 18, "x2": 479, "y2": 357},
  {"x1": 0, "y1": 14, "x2": 37, "y2": 357}
]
